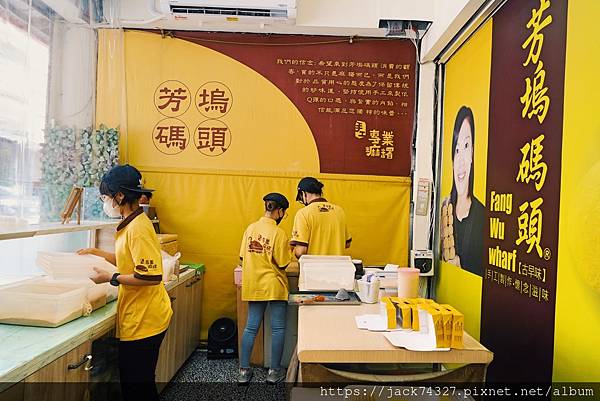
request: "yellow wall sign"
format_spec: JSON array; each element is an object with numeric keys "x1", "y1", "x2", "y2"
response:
[{"x1": 438, "y1": 0, "x2": 600, "y2": 383}]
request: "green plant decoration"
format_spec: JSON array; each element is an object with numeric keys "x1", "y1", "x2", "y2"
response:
[{"x1": 40, "y1": 124, "x2": 120, "y2": 222}]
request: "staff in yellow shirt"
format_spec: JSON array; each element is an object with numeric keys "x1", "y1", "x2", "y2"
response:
[
  {"x1": 79, "y1": 165, "x2": 172, "y2": 401},
  {"x1": 238, "y1": 193, "x2": 291, "y2": 385},
  {"x1": 290, "y1": 177, "x2": 351, "y2": 258}
]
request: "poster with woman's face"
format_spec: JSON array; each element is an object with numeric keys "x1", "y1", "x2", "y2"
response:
[
  {"x1": 453, "y1": 119, "x2": 474, "y2": 198},
  {"x1": 440, "y1": 106, "x2": 486, "y2": 277},
  {"x1": 436, "y1": 20, "x2": 492, "y2": 340}
]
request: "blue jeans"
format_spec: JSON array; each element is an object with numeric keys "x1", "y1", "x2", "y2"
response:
[{"x1": 240, "y1": 301, "x2": 287, "y2": 369}]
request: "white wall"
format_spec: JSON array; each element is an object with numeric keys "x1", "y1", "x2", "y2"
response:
[
  {"x1": 421, "y1": 0, "x2": 487, "y2": 62},
  {"x1": 411, "y1": 62, "x2": 436, "y2": 251},
  {"x1": 297, "y1": 0, "x2": 433, "y2": 28}
]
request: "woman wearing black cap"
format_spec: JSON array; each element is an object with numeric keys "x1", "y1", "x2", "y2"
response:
[
  {"x1": 238, "y1": 193, "x2": 291, "y2": 385},
  {"x1": 78, "y1": 164, "x2": 172, "y2": 401},
  {"x1": 291, "y1": 177, "x2": 351, "y2": 258}
]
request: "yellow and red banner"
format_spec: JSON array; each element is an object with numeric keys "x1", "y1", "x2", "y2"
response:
[{"x1": 128, "y1": 31, "x2": 416, "y2": 177}]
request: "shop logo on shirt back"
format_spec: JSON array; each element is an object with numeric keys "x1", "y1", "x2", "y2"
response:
[
  {"x1": 247, "y1": 235, "x2": 272, "y2": 254},
  {"x1": 249, "y1": 239, "x2": 264, "y2": 253},
  {"x1": 318, "y1": 204, "x2": 333, "y2": 213}
]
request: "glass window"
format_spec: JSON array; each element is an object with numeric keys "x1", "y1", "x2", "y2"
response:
[
  {"x1": 0, "y1": 0, "x2": 108, "y2": 279},
  {"x1": 0, "y1": 0, "x2": 51, "y2": 223}
]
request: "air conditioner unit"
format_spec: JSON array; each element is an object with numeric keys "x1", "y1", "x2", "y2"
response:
[
  {"x1": 159, "y1": 0, "x2": 296, "y2": 24},
  {"x1": 379, "y1": 20, "x2": 431, "y2": 40}
]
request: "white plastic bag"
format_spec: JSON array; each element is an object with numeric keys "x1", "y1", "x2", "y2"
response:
[{"x1": 162, "y1": 250, "x2": 181, "y2": 282}]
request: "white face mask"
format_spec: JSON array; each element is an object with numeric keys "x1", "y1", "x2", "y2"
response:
[{"x1": 103, "y1": 198, "x2": 121, "y2": 218}]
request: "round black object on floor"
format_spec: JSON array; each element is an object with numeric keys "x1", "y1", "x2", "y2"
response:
[{"x1": 207, "y1": 318, "x2": 238, "y2": 360}]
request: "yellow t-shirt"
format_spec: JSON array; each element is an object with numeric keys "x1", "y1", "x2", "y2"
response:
[
  {"x1": 290, "y1": 198, "x2": 351, "y2": 255},
  {"x1": 239, "y1": 217, "x2": 291, "y2": 301},
  {"x1": 114, "y1": 208, "x2": 173, "y2": 341}
]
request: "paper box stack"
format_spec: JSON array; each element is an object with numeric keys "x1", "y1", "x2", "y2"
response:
[{"x1": 376, "y1": 297, "x2": 464, "y2": 350}]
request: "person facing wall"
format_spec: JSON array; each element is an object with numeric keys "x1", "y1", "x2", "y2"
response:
[
  {"x1": 238, "y1": 193, "x2": 291, "y2": 385},
  {"x1": 290, "y1": 177, "x2": 351, "y2": 258}
]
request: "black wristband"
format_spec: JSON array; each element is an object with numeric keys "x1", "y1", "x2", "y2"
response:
[{"x1": 109, "y1": 273, "x2": 121, "y2": 287}]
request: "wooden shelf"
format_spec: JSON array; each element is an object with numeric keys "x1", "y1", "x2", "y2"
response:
[{"x1": 0, "y1": 220, "x2": 119, "y2": 241}]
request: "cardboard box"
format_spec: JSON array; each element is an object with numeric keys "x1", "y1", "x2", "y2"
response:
[
  {"x1": 380, "y1": 297, "x2": 397, "y2": 329},
  {"x1": 390, "y1": 297, "x2": 413, "y2": 329},
  {"x1": 439, "y1": 304, "x2": 464, "y2": 349},
  {"x1": 419, "y1": 303, "x2": 444, "y2": 348},
  {"x1": 157, "y1": 233, "x2": 178, "y2": 256}
]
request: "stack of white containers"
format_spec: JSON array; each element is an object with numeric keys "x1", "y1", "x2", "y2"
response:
[
  {"x1": 299, "y1": 255, "x2": 355, "y2": 292},
  {"x1": 0, "y1": 252, "x2": 120, "y2": 327},
  {"x1": 36, "y1": 251, "x2": 117, "y2": 277},
  {"x1": 37, "y1": 251, "x2": 119, "y2": 305}
]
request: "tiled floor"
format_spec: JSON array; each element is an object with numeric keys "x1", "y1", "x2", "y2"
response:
[{"x1": 160, "y1": 350, "x2": 287, "y2": 401}]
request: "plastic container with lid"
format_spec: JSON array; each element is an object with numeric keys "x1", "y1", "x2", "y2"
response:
[
  {"x1": 0, "y1": 281, "x2": 87, "y2": 327},
  {"x1": 298, "y1": 255, "x2": 355, "y2": 291},
  {"x1": 46, "y1": 278, "x2": 108, "y2": 311}
]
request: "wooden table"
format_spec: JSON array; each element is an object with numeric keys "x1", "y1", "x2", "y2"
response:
[{"x1": 292, "y1": 303, "x2": 493, "y2": 383}]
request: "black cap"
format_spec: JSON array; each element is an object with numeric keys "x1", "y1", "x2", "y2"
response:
[
  {"x1": 263, "y1": 193, "x2": 289, "y2": 209},
  {"x1": 101, "y1": 164, "x2": 154, "y2": 195},
  {"x1": 296, "y1": 177, "x2": 323, "y2": 201}
]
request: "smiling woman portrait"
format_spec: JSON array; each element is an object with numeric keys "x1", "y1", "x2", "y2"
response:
[{"x1": 440, "y1": 106, "x2": 485, "y2": 276}]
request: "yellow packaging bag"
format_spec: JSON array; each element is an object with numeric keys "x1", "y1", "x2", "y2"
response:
[
  {"x1": 439, "y1": 304, "x2": 464, "y2": 349},
  {"x1": 431, "y1": 304, "x2": 452, "y2": 348},
  {"x1": 380, "y1": 297, "x2": 397, "y2": 329},
  {"x1": 414, "y1": 297, "x2": 435, "y2": 304},
  {"x1": 391, "y1": 297, "x2": 413, "y2": 329},
  {"x1": 407, "y1": 298, "x2": 433, "y2": 331},
  {"x1": 410, "y1": 304, "x2": 420, "y2": 331}
]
